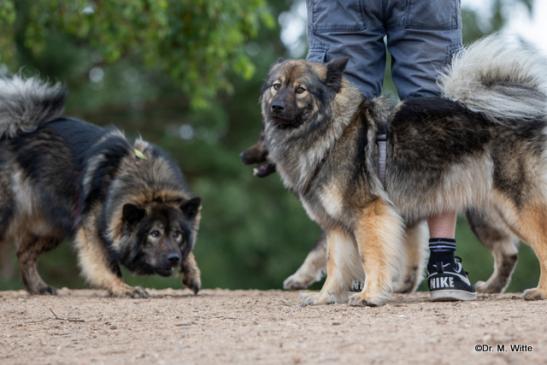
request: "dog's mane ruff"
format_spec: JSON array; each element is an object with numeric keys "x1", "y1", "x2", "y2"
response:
[
  {"x1": 331, "y1": 79, "x2": 363, "y2": 130},
  {"x1": 0, "y1": 75, "x2": 66, "y2": 139},
  {"x1": 438, "y1": 34, "x2": 547, "y2": 121},
  {"x1": 294, "y1": 79, "x2": 364, "y2": 190}
]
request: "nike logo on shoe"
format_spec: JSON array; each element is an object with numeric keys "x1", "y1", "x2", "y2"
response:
[{"x1": 429, "y1": 276, "x2": 455, "y2": 289}]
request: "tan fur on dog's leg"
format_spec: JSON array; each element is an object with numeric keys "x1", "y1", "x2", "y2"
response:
[
  {"x1": 181, "y1": 252, "x2": 201, "y2": 294},
  {"x1": 75, "y1": 213, "x2": 148, "y2": 298},
  {"x1": 394, "y1": 222, "x2": 427, "y2": 293},
  {"x1": 302, "y1": 229, "x2": 359, "y2": 305},
  {"x1": 513, "y1": 203, "x2": 547, "y2": 300},
  {"x1": 349, "y1": 200, "x2": 404, "y2": 307}
]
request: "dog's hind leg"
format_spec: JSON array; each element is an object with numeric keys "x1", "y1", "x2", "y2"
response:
[
  {"x1": 16, "y1": 235, "x2": 60, "y2": 295},
  {"x1": 512, "y1": 203, "x2": 547, "y2": 300},
  {"x1": 494, "y1": 194, "x2": 547, "y2": 300},
  {"x1": 283, "y1": 235, "x2": 326, "y2": 290},
  {"x1": 393, "y1": 221, "x2": 428, "y2": 294},
  {"x1": 301, "y1": 229, "x2": 359, "y2": 305},
  {"x1": 348, "y1": 199, "x2": 404, "y2": 307},
  {"x1": 466, "y1": 208, "x2": 518, "y2": 293}
]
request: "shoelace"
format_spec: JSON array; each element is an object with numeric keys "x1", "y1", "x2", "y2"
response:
[
  {"x1": 454, "y1": 256, "x2": 470, "y2": 276},
  {"x1": 429, "y1": 257, "x2": 469, "y2": 276}
]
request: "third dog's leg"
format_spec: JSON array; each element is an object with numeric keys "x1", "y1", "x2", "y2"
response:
[
  {"x1": 466, "y1": 209, "x2": 518, "y2": 293},
  {"x1": 283, "y1": 235, "x2": 326, "y2": 290},
  {"x1": 302, "y1": 229, "x2": 359, "y2": 305},
  {"x1": 349, "y1": 200, "x2": 404, "y2": 307}
]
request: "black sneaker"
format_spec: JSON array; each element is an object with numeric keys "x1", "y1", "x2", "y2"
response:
[{"x1": 427, "y1": 257, "x2": 477, "y2": 301}]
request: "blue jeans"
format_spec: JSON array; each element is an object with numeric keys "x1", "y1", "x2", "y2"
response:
[{"x1": 305, "y1": 0, "x2": 462, "y2": 99}]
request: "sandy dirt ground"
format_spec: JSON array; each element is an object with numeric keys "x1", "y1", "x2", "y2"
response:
[{"x1": 0, "y1": 289, "x2": 545, "y2": 365}]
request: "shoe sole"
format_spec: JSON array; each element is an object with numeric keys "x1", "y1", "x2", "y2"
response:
[{"x1": 431, "y1": 289, "x2": 477, "y2": 302}]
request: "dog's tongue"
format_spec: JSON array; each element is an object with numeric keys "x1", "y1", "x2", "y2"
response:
[{"x1": 253, "y1": 163, "x2": 276, "y2": 178}]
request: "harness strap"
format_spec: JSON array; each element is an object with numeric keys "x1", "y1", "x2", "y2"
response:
[{"x1": 376, "y1": 126, "x2": 388, "y2": 186}]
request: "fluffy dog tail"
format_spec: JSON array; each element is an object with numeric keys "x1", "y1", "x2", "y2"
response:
[
  {"x1": 0, "y1": 76, "x2": 66, "y2": 139},
  {"x1": 439, "y1": 34, "x2": 547, "y2": 121}
]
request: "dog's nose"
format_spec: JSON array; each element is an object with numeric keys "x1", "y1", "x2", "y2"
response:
[
  {"x1": 167, "y1": 252, "x2": 181, "y2": 266},
  {"x1": 271, "y1": 102, "x2": 284, "y2": 113}
]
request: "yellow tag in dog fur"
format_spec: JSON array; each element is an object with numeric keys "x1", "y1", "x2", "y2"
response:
[{"x1": 134, "y1": 148, "x2": 147, "y2": 160}]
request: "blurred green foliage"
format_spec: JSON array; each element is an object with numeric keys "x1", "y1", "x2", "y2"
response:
[
  {"x1": 0, "y1": 0, "x2": 540, "y2": 294},
  {"x1": 0, "y1": 0, "x2": 273, "y2": 108}
]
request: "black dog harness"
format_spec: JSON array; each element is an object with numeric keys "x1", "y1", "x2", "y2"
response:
[{"x1": 376, "y1": 124, "x2": 388, "y2": 186}]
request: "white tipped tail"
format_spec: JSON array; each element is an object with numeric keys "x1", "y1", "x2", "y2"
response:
[
  {"x1": 0, "y1": 75, "x2": 66, "y2": 139},
  {"x1": 439, "y1": 34, "x2": 547, "y2": 121}
]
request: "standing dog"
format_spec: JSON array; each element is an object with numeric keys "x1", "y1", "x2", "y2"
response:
[
  {"x1": 241, "y1": 135, "x2": 519, "y2": 295},
  {"x1": 259, "y1": 35, "x2": 547, "y2": 306},
  {"x1": 0, "y1": 76, "x2": 202, "y2": 297}
]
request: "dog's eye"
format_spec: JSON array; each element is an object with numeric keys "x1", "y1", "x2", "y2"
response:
[
  {"x1": 295, "y1": 86, "x2": 306, "y2": 94},
  {"x1": 149, "y1": 230, "x2": 161, "y2": 238},
  {"x1": 272, "y1": 82, "x2": 281, "y2": 91},
  {"x1": 172, "y1": 230, "x2": 182, "y2": 240}
]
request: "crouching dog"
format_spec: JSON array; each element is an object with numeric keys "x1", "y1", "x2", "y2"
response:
[
  {"x1": 0, "y1": 76, "x2": 202, "y2": 297},
  {"x1": 259, "y1": 35, "x2": 547, "y2": 306}
]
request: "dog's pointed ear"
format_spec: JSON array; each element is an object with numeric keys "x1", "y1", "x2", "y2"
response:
[
  {"x1": 122, "y1": 204, "x2": 146, "y2": 225},
  {"x1": 181, "y1": 197, "x2": 202, "y2": 219},
  {"x1": 325, "y1": 57, "x2": 349, "y2": 92}
]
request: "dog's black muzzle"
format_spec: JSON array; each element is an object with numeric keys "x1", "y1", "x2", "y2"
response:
[{"x1": 270, "y1": 113, "x2": 302, "y2": 129}]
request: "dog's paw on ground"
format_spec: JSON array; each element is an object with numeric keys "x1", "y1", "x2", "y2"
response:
[
  {"x1": 348, "y1": 293, "x2": 386, "y2": 307},
  {"x1": 283, "y1": 274, "x2": 310, "y2": 290},
  {"x1": 474, "y1": 280, "x2": 504, "y2": 294},
  {"x1": 300, "y1": 291, "x2": 349, "y2": 306},
  {"x1": 109, "y1": 285, "x2": 149, "y2": 299},
  {"x1": 36, "y1": 286, "x2": 58, "y2": 295},
  {"x1": 300, "y1": 292, "x2": 335, "y2": 306},
  {"x1": 523, "y1": 287, "x2": 547, "y2": 301},
  {"x1": 182, "y1": 276, "x2": 201, "y2": 295}
]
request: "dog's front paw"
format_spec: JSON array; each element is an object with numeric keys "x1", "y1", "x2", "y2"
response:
[
  {"x1": 182, "y1": 273, "x2": 201, "y2": 295},
  {"x1": 474, "y1": 280, "x2": 489, "y2": 293},
  {"x1": 109, "y1": 284, "x2": 149, "y2": 299},
  {"x1": 300, "y1": 291, "x2": 347, "y2": 306},
  {"x1": 473, "y1": 280, "x2": 497, "y2": 294},
  {"x1": 301, "y1": 293, "x2": 334, "y2": 306},
  {"x1": 348, "y1": 292, "x2": 387, "y2": 307},
  {"x1": 283, "y1": 274, "x2": 311, "y2": 290},
  {"x1": 523, "y1": 287, "x2": 547, "y2": 301}
]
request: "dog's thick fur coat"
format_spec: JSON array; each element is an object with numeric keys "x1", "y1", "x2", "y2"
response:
[
  {"x1": 0, "y1": 76, "x2": 202, "y2": 297},
  {"x1": 260, "y1": 35, "x2": 547, "y2": 306}
]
